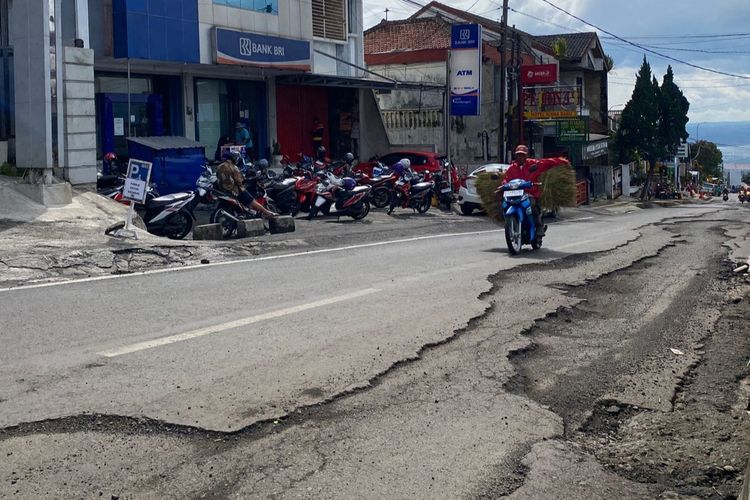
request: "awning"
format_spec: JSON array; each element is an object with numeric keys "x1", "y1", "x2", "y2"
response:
[{"x1": 275, "y1": 74, "x2": 443, "y2": 91}]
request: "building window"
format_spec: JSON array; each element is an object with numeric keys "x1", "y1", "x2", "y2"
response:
[
  {"x1": 0, "y1": 0, "x2": 8, "y2": 46},
  {"x1": 347, "y1": 0, "x2": 356, "y2": 35},
  {"x1": 215, "y1": 0, "x2": 279, "y2": 16},
  {"x1": 312, "y1": 0, "x2": 346, "y2": 41}
]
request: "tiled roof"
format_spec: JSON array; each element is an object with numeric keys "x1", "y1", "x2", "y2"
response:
[
  {"x1": 365, "y1": 17, "x2": 451, "y2": 54},
  {"x1": 532, "y1": 32, "x2": 598, "y2": 60}
]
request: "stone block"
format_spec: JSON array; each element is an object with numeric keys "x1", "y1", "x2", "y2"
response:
[
  {"x1": 64, "y1": 47, "x2": 94, "y2": 65},
  {"x1": 192, "y1": 223, "x2": 224, "y2": 240},
  {"x1": 65, "y1": 116, "x2": 96, "y2": 134},
  {"x1": 65, "y1": 99, "x2": 96, "y2": 117},
  {"x1": 64, "y1": 63, "x2": 94, "y2": 82},
  {"x1": 65, "y1": 149, "x2": 97, "y2": 168},
  {"x1": 268, "y1": 216, "x2": 295, "y2": 234},
  {"x1": 237, "y1": 219, "x2": 266, "y2": 238},
  {"x1": 64, "y1": 165, "x2": 97, "y2": 185},
  {"x1": 64, "y1": 81, "x2": 95, "y2": 100},
  {"x1": 65, "y1": 132, "x2": 97, "y2": 151}
]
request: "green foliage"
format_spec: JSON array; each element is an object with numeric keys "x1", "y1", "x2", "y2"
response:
[
  {"x1": 742, "y1": 172, "x2": 750, "y2": 185},
  {"x1": 0, "y1": 162, "x2": 19, "y2": 177},
  {"x1": 604, "y1": 54, "x2": 614, "y2": 72},
  {"x1": 659, "y1": 66, "x2": 690, "y2": 156},
  {"x1": 614, "y1": 57, "x2": 664, "y2": 164},
  {"x1": 552, "y1": 38, "x2": 568, "y2": 58},
  {"x1": 474, "y1": 165, "x2": 577, "y2": 223},
  {"x1": 693, "y1": 140, "x2": 723, "y2": 178}
]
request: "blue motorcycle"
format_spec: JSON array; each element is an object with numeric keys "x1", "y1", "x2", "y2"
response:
[{"x1": 499, "y1": 179, "x2": 543, "y2": 255}]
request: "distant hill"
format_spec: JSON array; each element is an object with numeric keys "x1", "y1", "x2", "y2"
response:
[{"x1": 686, "y1": 121, "x2": 750, "y2": 164}]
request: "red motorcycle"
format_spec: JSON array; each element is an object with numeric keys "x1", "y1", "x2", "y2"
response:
[
  {"x1": 355, "y1": 170, "x2": 398, "y2": 208},
  {"x1": 307, "y1": 174, "x2": 372, "y2": 220},
  {"x1": 387, "y1": 170, "x2": 435, "y2": 215}
]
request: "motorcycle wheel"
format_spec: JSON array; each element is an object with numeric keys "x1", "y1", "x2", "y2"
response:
[
  {"x1": 416, "y1": 195, "x2": 431, "y2": 214},
  {"x1": 370, "y1": 187, "x2": 392, "y2": 208},
  {"x1": 504, "y1": 217, "x2": 522, "y2": 255},
  {"x1": 350, "y1": 200, "x2": 371, "y2": 220},
  {"x1": 289, "y1": 199, "x2": 300, "y2": 217},
  {"x1": 531, "y1": 232, "x2": 543, "y2": 250},
  {"x1": 163, "y1": 211, "x2": 193, "y2": 240},
  {"x1": 210, "y1": 206, "x2": 241, "y2": 238}
]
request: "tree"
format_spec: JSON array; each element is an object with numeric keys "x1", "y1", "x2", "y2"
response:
[
  {"x1": 693, "y1": 140, "x2": 723, "y2": 179},
  {"x1": 659, "y1": 66, "x2": 690, "y2": 156},
  {"x1": 614, "y1": 57, "x2": 665, "y2": 199},
  {"x1": 742, "y1": 172, "x2": 750, "y2": 185}
]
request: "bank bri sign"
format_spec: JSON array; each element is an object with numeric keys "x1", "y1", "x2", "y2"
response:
[
  {"x1": 450, "y1": 24, "x2": 482, "y2": 116},
  {"x1": 214, "y1": 28, "x2": 311, "y2": 71}
]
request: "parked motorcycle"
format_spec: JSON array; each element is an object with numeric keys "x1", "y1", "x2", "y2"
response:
[
  {"x1": 295, "y1": 168, "x2": 327, "y2": 212},
  {"x1": 499, "y1": 179, "x2": 543, "y2": 255},
  {"x1": 387, "y1": 169, "x2": 435, "y2": 215},
  {"x1": 355, "y1": 169, "x2": 397, "y2": 208},
  {"x1": 307, "y1": 173, "x2": 372, "y2": 220},
  {"x1": 429, "y1": 169, "x2": 453, "y2": 210}
]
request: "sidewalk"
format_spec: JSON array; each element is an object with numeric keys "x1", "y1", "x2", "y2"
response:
[{"x1": 0, "y1": 177, "x2": 309, "y2": 288}]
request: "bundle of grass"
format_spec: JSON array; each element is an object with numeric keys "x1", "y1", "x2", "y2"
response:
[
  {"x1": 539, "y1": 165, "x2": 577, "y2": 213},
  {"x1": 474, "y1": 171, "x2": 506, "y2": 222},
  {"x1": 474, "y1": 164, "x2": 577, "y2": 222}
]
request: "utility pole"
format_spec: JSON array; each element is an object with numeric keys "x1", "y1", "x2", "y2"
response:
[
  {"x1": 516, "y1": 29, "x2": 524, "y2": 145},
  {"x1": 497, "y1": 0, "x2": 509, "y2": 162}
]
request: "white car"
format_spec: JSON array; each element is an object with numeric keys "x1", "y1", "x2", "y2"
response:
[{"x1": 458, "y1": 163, "x2": 511, "y2": 215}]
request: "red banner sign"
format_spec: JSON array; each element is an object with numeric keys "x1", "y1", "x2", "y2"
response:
[{"x1": 521, "y1": 64, "x2": 558, "y2": 85}]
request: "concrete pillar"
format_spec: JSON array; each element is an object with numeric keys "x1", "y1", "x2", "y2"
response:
[
  {"x1": 10, "y1": 0, "x2": 53, "y2": 171},
  {"x1": 63, "y1": 47, "x2": 96, "y2": 184},
  {"x1": 266, "y1": 76, "x2": 277, "y2": 153}
]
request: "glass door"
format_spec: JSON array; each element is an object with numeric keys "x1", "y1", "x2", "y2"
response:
[{"x1": 195, "y1": 79, "x2": 230, "y2": 159}]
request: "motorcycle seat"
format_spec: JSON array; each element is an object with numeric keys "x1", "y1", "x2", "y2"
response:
[
  {"x1": 411, "y1": 182, "x2": 433, "y2": 191},
  {"x1": 151, "y1": 192, "x2": 192, "y2": 205}
]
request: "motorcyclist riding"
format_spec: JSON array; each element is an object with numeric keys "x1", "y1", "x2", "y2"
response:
[
  {"x1": 216, "y1": 151, "x2": 277, "y2": 218},
  {"x1": 497, "y1": 145, "x2": 570, "y2": 237}
]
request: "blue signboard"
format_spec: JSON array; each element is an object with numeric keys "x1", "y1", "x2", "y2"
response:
[
  {"x1": 450, "y1": 24, "x2": 482, "y2": 116},
  {"x1": 215, "y1": 28, "x2": 311, "y2": 71}
]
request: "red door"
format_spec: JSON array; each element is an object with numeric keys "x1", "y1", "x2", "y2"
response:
[{"x1": 276, "y1": 85, "x2": 329, "y2": 159}]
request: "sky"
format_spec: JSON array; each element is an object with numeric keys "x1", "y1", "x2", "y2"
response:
[{"x1": 363, "y1": 0, "x2": 750, "y2": 127}]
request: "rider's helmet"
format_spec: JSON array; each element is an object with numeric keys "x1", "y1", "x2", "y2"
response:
[
  {"x1": 342, "y1": 177, "x2": 356, "y2": 191},
  {"x1": 344, "y1": 152, "x2": 355, "y2": 164},
  {"x1": 256, "y1": 158, "x2": 269, "y2": 171},
  {"x1": 399, "y1": 158, "x2": 411, "y2": 170},
  {"x1": 229, "y1": 151, "x2": 242, "y2": 165}
]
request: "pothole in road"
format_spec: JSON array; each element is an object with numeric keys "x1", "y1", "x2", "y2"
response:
[{"x1": 503, "y1": 221, "x2": 750, "y2": 498}]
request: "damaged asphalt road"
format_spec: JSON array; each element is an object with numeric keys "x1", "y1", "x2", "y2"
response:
[{"x1": 0, "y1": 206, "x2": 749, "y2": 498}]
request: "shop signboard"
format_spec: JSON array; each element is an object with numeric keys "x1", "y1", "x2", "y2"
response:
[
  {"x1": 523, "y1": 85, "x2": 582, "y2": 120},
  {"x1": 521, "y1": 64, "x2": 558, "y2": 85},
  {"x1": 450, "y1": 24, "x2": 482, "y2": 116},
  {"x1": 556, "y1": 118, "x2": 589, "y2": 144},
  {"x1": 215, "y1": 28, "x2": 311, "y2": 71},
  {"x1": 582, "y1": 139, "x2": 610, "y2": 161}
]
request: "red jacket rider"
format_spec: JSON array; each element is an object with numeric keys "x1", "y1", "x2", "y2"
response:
[{"x1": 501, "y1": 144, "x2": 570, "y2": 199}]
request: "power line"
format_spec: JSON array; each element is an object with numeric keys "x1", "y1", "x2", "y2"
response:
[{"x1": 534, "y1": 0, "x2": 750, "y2": 80}]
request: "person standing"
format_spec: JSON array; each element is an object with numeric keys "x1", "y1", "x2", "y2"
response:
[
  {"x1": 234, "y1": 122, "x2": 254, "y2": 160},
  {"x1": 312, "y1": 117, "x2": 325, "y2": 152}
]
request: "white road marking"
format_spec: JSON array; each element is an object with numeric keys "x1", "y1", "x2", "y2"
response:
[
  {"x1": 0, "y1": 230, "x2": 502, "y2": 293},
  {"x1": 98, "y1": 288, "x2": 380, "y2": 358},
  {"x1": 566, "y1": 217, "x2": 595, "y2": 222}
]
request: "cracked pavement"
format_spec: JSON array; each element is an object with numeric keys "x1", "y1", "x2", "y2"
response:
[{"x1": 0, "y1": 201, "x2": 748, "y2": 498}]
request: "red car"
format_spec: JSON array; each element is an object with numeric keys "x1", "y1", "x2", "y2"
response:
[{"x1": 355, "y1": 151, "x2": 460, "y2": 192}]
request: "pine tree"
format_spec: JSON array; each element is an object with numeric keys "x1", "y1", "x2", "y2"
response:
[
  {"x1": 659, "y1": 66, "x2": 690, "y2": 156},
  {"x1": 614, "y1": 57, "x2": 666, "y2": 199}
]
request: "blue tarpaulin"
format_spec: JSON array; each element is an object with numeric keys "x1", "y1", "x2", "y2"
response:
[{"x1": 127, "y1": 136, "x2": 205, "y2": 195}]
